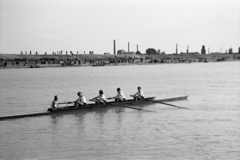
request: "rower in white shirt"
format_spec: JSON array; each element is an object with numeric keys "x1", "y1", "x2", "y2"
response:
[
  {"x1": 51, "y1": 95, "x2": 58, "y2": 108},
  {"x1": 131, "y1": 86, "x2": 144, "y2": 101},
  {"x1": 90, "y1": 90, "x2": 107, "y2": 105},
  {"x1": 115, "y1": 88, "x2": 126, "y2": 102},
  {"x1": 75, "y1": 92, "x2": 87, "y2": 107}
]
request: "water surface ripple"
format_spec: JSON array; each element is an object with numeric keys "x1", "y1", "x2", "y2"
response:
[{"x1": 0, "y1": 62, "x2": 239, "y2": 160}]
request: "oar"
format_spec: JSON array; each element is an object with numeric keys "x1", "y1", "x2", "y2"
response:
[
  {"x1": 111, "y1": 104, "x2": 156, "y2": 113},
  {"x1": 58, "y1": 102, "x2": 74, "y2": 105},
  {"x1": 107, "y1": 97, "x2": 115, "y2": 100},
  {"x1": 88, "y1": 99, "x2": 107, "y2": 109},
  {"x1": 152, "y1": 101, "x2": 189, "y2": 109}
]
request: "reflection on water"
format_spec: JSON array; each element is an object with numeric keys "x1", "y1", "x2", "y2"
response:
[{"x1": 0, "y1": 62, "x2": 240, "y2": 159}]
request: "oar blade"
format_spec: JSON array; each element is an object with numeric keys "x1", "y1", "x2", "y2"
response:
[{"x1": 152, "y1": 101, "x2": 189, "y2": 109}]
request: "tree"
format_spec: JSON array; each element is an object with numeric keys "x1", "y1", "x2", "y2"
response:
[
  {"x1": 201, "y1": 45, "x2": 206, "y2": 54},
  {"x1": 146, "y1": 48, "x2": 157, "y2": 55},
  {"x1": 136, "y1": 50, "x2": 141, "y2": 54}
]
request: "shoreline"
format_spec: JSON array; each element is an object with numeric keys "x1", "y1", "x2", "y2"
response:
[
  {"x1": 0, "y1": 53, "x2": 239, "y2": 69},
  {"x1": 0, "y1": 60, "x2": 239, "y2": 70}
]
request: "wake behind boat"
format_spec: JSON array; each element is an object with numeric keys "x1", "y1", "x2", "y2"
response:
[{"x1": 0, "y1": 96, "x2": 188, "y2": 121}]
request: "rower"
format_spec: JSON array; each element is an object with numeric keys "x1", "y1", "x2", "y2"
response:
[
  {"x1": 75, "y1": 92, "x2": 87, "y2": 107},
  {"x1": 90, "y1": 90, "x2": 107, "y2": 105},
  {"x1": 131, "y1": 86, "x2": 144, "y2": 101},
  {"x1": 51, "y1": 95, "x2": 58, "y2": 108},
  {"x1": 115, "y1": 88, "x2": 126, "y2": 102}
]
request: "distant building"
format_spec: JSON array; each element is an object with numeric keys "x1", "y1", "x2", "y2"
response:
[
  {"x1": 104, "y1": 52, "x2": 110, "y2": 55},
  {"x1": 117, "y1": 50, "x2": 125, "y2": 54},
  {"x1": 181, "y1": 52, "x2": 199, "y2": 54},
  {"x1": 89, "y1": 51, "x2": 94, "y2": 55},
  {"x1": 117, "y1": 50, "x2": 135, "y2": 54}
]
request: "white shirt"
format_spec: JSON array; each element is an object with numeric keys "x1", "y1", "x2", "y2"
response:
[
  {"x1": 116, "y1": 91, "x2": 125, "y2": 99},
  {"x1": 77, "y1": 96, "x2": 87, "y2": 103},
  {"x1": 51, "y1": 100, "x2": 58, "y2": 108},
  {"x1": 135, "y1": 90, "x2": 144, "y2": 97},
  {"x1": 97, "y1": 94, "x2": 107, "y2": 101}
]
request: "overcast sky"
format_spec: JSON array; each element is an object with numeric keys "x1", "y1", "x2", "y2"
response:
[{"x1": 0, "y1": 0, "x2": 239, "y2": 54}]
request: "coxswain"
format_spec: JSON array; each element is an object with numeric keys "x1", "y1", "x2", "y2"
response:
[
  {"x1": 90, "y1": 90, "x2": 107, "y2": 105},
  {"x1": 51, "y1": 95, "x2": 58, "y2": 108},
  {"x1": 131, "y1": 86, "x2": 144, "y2": 101},
  {"x1": 75, "y1": 92, "x2": 87, "y2": 107},
  {"x1": 115, "y1": 88, "x2": 126, "y2": 102}
]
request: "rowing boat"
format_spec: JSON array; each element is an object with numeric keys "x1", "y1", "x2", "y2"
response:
[
  {"x1": 0, "y1": 95, "x2": 188, "y2": 121},
  {"x1": 48, "y1": 95, "x2": 188, "y2": 112},
  {"x1": 48, "y1": 96, "x2": 155, "y2": 112}
]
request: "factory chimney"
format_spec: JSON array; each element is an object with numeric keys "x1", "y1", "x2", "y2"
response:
[
  {"x1": 176, "y1": 43, "x2": 178, "y2": 54},
  {"x1": 113, "y1": 40, "x2": 116, "y2": 55}
]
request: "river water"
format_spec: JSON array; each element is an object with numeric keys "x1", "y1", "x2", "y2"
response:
[{"x1": 0, "y1": 62, "x2": 239, "y2": 160}]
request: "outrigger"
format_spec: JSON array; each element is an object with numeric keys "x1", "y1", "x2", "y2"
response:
[{"x1": 0, "y1": 96, "x2": 188, "y2": 121}]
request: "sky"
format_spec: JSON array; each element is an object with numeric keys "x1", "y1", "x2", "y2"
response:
[{"x1": 0, "y1": 0, "x2": 239, "y2": 54}]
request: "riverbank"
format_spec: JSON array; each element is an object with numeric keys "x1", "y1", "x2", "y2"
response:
[{"x1": 0, "y1": 53, "x2": 239, "y2": 69}]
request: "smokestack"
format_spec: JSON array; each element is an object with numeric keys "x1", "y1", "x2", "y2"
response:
[
  {"x1": 137, "y1": 44, "x2": 138, "y2": 52},
  {"x1": 128, "y1": 42, "x2": 130, "y2": 53},
  {"x1": 187, "y1": 46, "x2": 189, "y2": 53},
  {"x1": 114, "y1": 40, "x2": 116, "y2": 55},
  {"x1": 176, "y1": 43, "x2": 178, "y2": 54}
]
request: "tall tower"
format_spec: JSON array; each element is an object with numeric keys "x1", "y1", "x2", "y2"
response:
[
  {"x1": 176, "y1": 43, "x2": 178, "y2": 54},
  {"x1": 128, "y1": 42, "x2": 130, "y2": 53},
  {"x1": 137, "y1": 44, "x2": 138, "y2": 52},
  {"x1": 113, "y1": 40, "x2": 116, "y2": 55}
]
